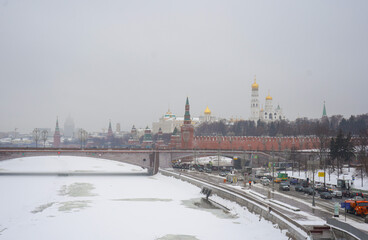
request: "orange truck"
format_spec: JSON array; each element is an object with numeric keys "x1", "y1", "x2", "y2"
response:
[{"x1": 344, "y1": 198, "x2": 368, "y2": 217}]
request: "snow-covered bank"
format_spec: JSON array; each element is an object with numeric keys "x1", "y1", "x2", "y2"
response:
[{"x1": 0, "y1": 156, "x2": 287, "y2": 240}]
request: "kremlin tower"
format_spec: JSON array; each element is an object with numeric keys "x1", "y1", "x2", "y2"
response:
[
  {"x1": 322, "y1": 101, "x2": 327, "y2": 118},
  {"x1": 128, "y1": 125, "x2": 140, "y2": 146},
  {"x1": 53, "y1": 117, "x2": 61, "y2": 148},
  {"x1": 181, "y1": 97, "x2": 194, "y2": 149},
  {"x1": 155, "y1": 127, "x2": 165, "y2": 148},
  {"x1": 107, "y1": 120, "x2": 114, "y2": 140},
  {"x1": 142, "y1": 126, "x2": 153, "y2": 148}
]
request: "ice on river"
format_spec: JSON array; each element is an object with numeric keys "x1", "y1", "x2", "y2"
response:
[{"x1": 0, "y1": 156, "x2": 287, "y2": 240}]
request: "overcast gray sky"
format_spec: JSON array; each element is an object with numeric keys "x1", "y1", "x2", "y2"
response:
[{"x1": 1, "y1": 0, "x2": 367, "y2": 133}]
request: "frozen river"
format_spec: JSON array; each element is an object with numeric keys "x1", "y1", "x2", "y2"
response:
[{"x1": 0, "y1": 156, "x2": 287, "y2": 240}]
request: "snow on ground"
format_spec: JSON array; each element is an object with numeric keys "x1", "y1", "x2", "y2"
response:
[
  {"x1": 286, "y1": 168, "x2": 368, "y2": 191},
  {"x1": 0, "y1": 156, "x2": 287, "y2": 240}
]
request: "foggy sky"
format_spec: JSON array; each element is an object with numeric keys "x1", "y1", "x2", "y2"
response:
[{"x1": 1, "y1": 0, "x2": 367, "y2": 133}]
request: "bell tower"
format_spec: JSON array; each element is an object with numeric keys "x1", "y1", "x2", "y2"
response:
[{"x1": 250, "y1": 75, "x2": 260, "y2": 122}]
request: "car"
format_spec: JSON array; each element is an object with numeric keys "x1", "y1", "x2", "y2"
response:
[
  {"x1": 295, "y1": 185, "x2": 304, "y2": 192},
  {"x1": 300, "y1": 180, "x2": 309, "y2": 188},
  {"x1": 316, "y1": 186, "x2": 330, "y2": 193},
  {"x1": 320, "y1": 192, "x2": 333, "y2": 199},
  {"x1": 198, "y1": 168, "x2": 204, "y2": 172},
  {"x1": 279, "y1": 182, "x2": 290, "y2": 191},
  {"x1": 331, "y1": 190, "x2": 342, "y2": 198},
  {"x1": 219, "y1": 172, "x2": 227, "y2": 177},
  {"x1": 303, "y1": 187, "x2": 316, "y2": 195},
  {"x1": 342, "y1": 190, "x2": 351, "y2": 198},
  {"x1": 205, "y1": 168, "x2": 212, "y2": 173},
  {"x1": 261, "y1": 178, "x2": 270, "y2": 186},
  {"x1": 350, "y1": 191, "x2": 364, "y2": 198},
  {"x1": 290, "y1": 179, "x2": 299, "y2": 185}
]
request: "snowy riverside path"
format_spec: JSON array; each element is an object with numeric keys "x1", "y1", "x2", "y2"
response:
[{"x1": 0, "y1": 156, "x2": 287, "y2": 240}]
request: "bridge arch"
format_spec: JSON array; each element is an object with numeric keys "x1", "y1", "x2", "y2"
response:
[{"x1": 0, "y1": 149, "x2": 159, "y2": 175}]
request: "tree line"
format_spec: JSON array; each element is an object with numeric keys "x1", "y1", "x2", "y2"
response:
[{"x1": 195, "y1": 114, "x2": 368, "y2": 137}]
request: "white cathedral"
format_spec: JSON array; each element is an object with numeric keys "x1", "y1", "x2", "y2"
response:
[{"x1": 249, "y1": 76, "x2": 286, "y2": 123}]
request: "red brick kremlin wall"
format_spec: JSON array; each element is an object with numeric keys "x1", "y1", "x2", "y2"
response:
[{"x1": 191, "y1": 136, "x2": 321, "y2": 151}]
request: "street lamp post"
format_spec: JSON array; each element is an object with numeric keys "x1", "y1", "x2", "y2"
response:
[
  {"x1": 217, "y1": 135, "x2": 221, "y2": 173},
  {"x1": 308, "y1": 155, "x2": 317, "y2": 207},
  {"x1": 272, "y1": 151, "x2": 275, "y2": 192}
]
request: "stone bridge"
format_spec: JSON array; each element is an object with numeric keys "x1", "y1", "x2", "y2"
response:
[{"x1": 0, "y1": 148, "x2": 292, "y2": 175}]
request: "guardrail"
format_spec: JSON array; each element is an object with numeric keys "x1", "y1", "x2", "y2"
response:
[{"x1": 327, "y1": 218, "x2": 367, "y2": 240}]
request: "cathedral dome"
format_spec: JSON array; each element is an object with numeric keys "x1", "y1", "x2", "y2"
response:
[
  {"x1": 251, "y1": 75, "x2": 258, "y2": 90},
  {"x1": 204, "y1": 106, "x2": 211, "y2": 115},
  {"x1": 251, "y1": 81, "x2": 259, "y2": 90},
  {"x1": 266, "y1": 94, "x2": 272, "y2": 100}
]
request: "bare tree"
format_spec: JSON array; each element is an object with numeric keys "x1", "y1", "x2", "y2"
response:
[
  {"x1": 41, "y1": 130, "x2": 48, "y2": 148},
  {"x1": 32, "y1": 128, "x2": 41, "y2": 148},
  {"x1": 314, "y1": 120, "x2": 330, "y2": 186}
]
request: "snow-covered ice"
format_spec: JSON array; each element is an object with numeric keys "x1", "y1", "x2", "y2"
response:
[{"x1": 0, "y1": 156, "x2": 288, "y2": 240}]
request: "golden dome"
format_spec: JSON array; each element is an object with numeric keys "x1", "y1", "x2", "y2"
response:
[
  {"x1": 251, "y1": 75, "x2": 258, "y2": 90},
  {"x1": 204, "y1": 106, "x2": 211, "y2": 115},
  {"x1": 266, "y1": 94, "x2": 272, "y2": 100}
]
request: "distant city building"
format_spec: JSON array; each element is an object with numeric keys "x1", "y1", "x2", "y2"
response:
[
  {"x1": 152, "y1": 109, "x2": 200, "y2": 134},
  {"x1": 116, "y1": 123, "x2": 121, "y2": 133},
  {"x1": 53, "y1": 117, "x2": 61, "y2": 147},
  {"x1": 64, "y1": 115, "x2": 75, "y2": 138},
  {"x1": 249, "y1": 76, "x2": 286, "y2": 123}
]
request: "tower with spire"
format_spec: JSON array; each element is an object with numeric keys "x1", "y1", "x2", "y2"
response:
[
  {"x1": 107, "y1": 120, "x2": 114, "y2": 140},
  {"x1": 142, "y1": 126, "x2": 153, "y2": 148},
  {"x1": 53, "y1": 117, "x2": 61, "y2": 148},
  {"x1": 155, "y1": 127, "x2": 165, "y2": 148},
  {"x1": 322, "y1": 101, "x2": 328, "y2": 119},
  {"x1": 128, "y1": 125, "x2": 140, "y2": 146},
  {"x1": 181, "y1": 97, "x2": 194, "y2": 149}
]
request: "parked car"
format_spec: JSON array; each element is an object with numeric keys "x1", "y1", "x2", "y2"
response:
[
  {"x1": 300, "y1": 180, "x2": 309, "y2": 187},
  {"x1": 205, "y1": 168, "x2": 212, "y2": 173},
  {"x1": 261, "y1": 177, "x2": 271, "y2": 186},
  {"x1": 350, "y1": 191, "x2": 364, "y2": 198},
  {"x1": 304, "y1": 187, "x2": 316, "y2": 195},
  {"x1": 290, "y1": 179, "x2": 299, "y2": 185},
  {"x1": 219, "y1": 172, "x2": 227, "y2": 177},
  {"x1": 198, "y1": 168, "x2": 204, "y2": 172},
  {"x1": 320, "y1": 192, "x2": 333, "y2": 199},
  {"x1": 331, "y1": 190, "x2": 342, "y2": 198},
  {"x1": 295, "y1": 185, "x2": 304, "y2": 192},
  {"x1": 279, "y1": 182, "x2": 290, "y2": 191},
  {"x1": 342, "y1": 190, "x2": 351, "y2": 198},
  {"x1": 316, "y1": 186, "x2": 330, "y2": 193}
]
